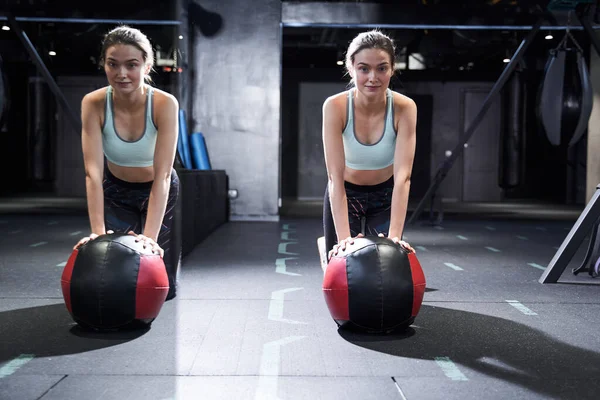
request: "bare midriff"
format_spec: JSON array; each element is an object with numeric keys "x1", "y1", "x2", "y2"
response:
[
  {"x1": 344, "y1": 164, "x2": 393, "y2": 186},
  {"x1": 107, "y1": 160, "x2": 155, "y2": 183}
]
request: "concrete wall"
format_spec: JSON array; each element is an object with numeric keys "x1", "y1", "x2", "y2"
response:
[{"x1": 189, "y1": 0, "x2": 281, "y2": 220}]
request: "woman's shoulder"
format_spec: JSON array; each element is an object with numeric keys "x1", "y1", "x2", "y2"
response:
[
  {"x1": 390, "y1": 90, "x2": 417, "y2": 112},
  {"x1": 81, "y1": 86, "x2": 110, "y2": 115},
  {"x1": 83, "y1": 86, "x2": 109, "y2": 103},
  {"x1": 151, "y1": 86, "x2": 177, "y2": 102},
  {"x1": 323, "y1": 89, "x2": 351, "y2": 112},
  {"x1": 150, "y1": 86, "x2": 179, "y2": 111},
  {"x1": 390, "y1": 90, "x2": 416, "y2": 105}
]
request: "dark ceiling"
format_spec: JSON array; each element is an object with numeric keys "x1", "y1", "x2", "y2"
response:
[
  {"x1": 0, "y1": 0, "x2": 597, "y2": 79},
  {"x1": 280, "y1": 0, "x2": 597, "y2": 77}
]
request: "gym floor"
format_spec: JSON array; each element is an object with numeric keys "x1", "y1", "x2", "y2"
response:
[{"x1": 1, "y1": 199, "x2": 600, "y2": 400}]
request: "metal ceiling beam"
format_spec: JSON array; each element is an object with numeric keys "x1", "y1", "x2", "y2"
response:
[
  {"x1": 283, "y1": 22, "x2": 599, "y2": 30},
  {"x1": 0, "y1": 16, "x2": 181, "y2": 25}
]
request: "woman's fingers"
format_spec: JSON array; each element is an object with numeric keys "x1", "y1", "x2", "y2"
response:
[
  {"x1": 73, "y1": 233, "x2": 99, "y2": 250},
  {"x1": 127, "y1": 231, "x2": 163, "y2": 256},
  {"x1": 329, "y1": 235, "x2": 415, "y2": 260},
  {"x1": 154, "y1": 244, "x2": 164, "y2": 257},
  {"x1": 73, "y1": 237, "x2": 89, "y2": 250},
  {"x1": 388, "y1": 236, "x2": 415, "y2": 253},
  {"x1": 399, "y1": 240, "x2": 415, "y2": 253}
]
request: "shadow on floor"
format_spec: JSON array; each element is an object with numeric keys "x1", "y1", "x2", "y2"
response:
[
  {"x1": 0, "y1": 303, "x2": 148, "y2": 363},
  {"x1": 339, "y1": 304, "x2": 600, "y2": 399}
]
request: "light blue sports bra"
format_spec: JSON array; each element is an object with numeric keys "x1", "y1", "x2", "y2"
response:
[
  {"x1": 102, "y1": 85, "x2": 157, "y2": 167},
  {"x1": 342, "y1": 88, "x2": 397, "y2": 170}
]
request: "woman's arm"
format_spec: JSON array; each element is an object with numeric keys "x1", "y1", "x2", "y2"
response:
[
  {"x1": 81, "y1": 92, "x2": 106, "y2": 236},
  {"x1": 322, "y1": 95, "x2": 352, "y2": 246},
  {"x1": 143, "y1": 92, "x2": 179, "y2": 242},
  {"x1": 388, "y1": 96, "x2": 417, "y2": 241}
]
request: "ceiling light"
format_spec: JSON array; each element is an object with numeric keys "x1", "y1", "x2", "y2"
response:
[
  {"x1": 49, "y1": 51, "x2": 56, "y2": 56},
  {"x1": 178, "y1": 35, "x2": 183, "y2": 40},
  {"x1": 545, "y1": 34, "x2": 553, "y2": 40},
  {"x1": 336, "y1": 60, "x2": 343, "y2": 66},
  {"x1": 503, "y1": 57, "x2": 510, "y2": 63},
  {"x1": 1, "y1": 26, "x2": 9, "y2": 31}
]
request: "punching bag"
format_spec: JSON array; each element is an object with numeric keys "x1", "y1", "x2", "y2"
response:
[
  {"x1": 499, "y1": 70, "x2": 525, "y2": 189},
  {"x1": 537, "y1": 37, "x2": 593, "y2": 147},
  {"x1": 0, "y1": 54, "x2": 7, "y2": 131}
]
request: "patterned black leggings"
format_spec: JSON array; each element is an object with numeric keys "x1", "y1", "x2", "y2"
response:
[
  {"x1": 323, "y1": 176, "x2": 394, "y2": 256},
  {"x1": 103, "y1": 166, "x2": 180, "y2": 300}
]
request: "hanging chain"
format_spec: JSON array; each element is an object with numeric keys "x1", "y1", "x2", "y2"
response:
[{"x1": 557, "y1": 10, "x2": 583, "y2": 52}]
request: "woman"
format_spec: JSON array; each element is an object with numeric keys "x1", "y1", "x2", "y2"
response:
[
  {"x1": 74, "y1": 26, "x2": 180, "y2": 300},
  {"x1": 323, "y1": 30, "x2": 417, "y2": 259}
]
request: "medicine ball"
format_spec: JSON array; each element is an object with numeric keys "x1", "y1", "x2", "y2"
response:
[
  {"x1": 322, "y1": 236, "x2": 426, "y2": 333},
  {"x1": 61, "y1": 233, "x2": 170, "y2": 331}
]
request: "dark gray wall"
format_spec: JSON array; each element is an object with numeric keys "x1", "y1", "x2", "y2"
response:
[
  {"x1": 459, "y1": 88, "x2": 502, "y2": 202},
  {"x1": 401, "y1": 81, "x2": 502, "y2": 203},
  {"x1": 189, "y1": 0, "x2": 282, "y2": 220},
  {"x1": 297, "y1": 82, "x2": 345, "y2": 200},
  {"x1": 55, "y1": 76, "x2": 106, "y2": 197}
]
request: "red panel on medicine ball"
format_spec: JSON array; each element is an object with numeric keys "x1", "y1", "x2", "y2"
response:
[
  {"x1": 322, "y1": 256, "x2": 349, "y2": 322},
  {"x1": 408, "y1": 252, "x2": 426, "y2": 317},
  {"x1": 135, "y1": 255, "x2": 170, "y2": 320},
  {"x1": 60, "y1": 249, "x2": 79, "y2": 314}
]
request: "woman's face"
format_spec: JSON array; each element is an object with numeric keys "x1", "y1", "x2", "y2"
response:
[
  {"x1": 104, "y1": 44, "x2": 149, "y2": 94},
  {"x1": 351, "y1": 48, "x2": 393, "y2": 97}
]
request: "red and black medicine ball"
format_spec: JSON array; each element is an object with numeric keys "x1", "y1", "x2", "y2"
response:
[
  {"x1": 322, "y1": 236, "x2": 426, "y2": 333},
  {"x1": 61, "y1": 233, "x2": 170, "y2": 331}
]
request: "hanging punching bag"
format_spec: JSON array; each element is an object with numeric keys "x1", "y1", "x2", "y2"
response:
[
  {"x1": 499, "y1": 70, "x2": 525, "y2": 189},
  {"x1": 0, "y1": 55, "x2": 7, "y2": 131},
  {"x1": 537, "y1": 39, "x2": 593, "y2": 147}
]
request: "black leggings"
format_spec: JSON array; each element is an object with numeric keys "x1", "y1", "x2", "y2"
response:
[
  {"x1": 323, "y1": 176, "x2": 394, "y2": 256},
  {"x1": 103, "y1": 167, "x2": 180, "y2": 300}
]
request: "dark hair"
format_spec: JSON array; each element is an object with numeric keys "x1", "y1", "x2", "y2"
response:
[
  {"x1": 345, "y1": 30, "x2": 396, "y2": 85},
  {"x1": 99, "y1": 25, "x2": 154, "y2": 82}
]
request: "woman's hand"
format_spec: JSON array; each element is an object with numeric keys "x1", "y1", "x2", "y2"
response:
[
  {"x1": 128, "y1": 231, "x2": 164, "y2": 257},
  {"x1": 396, "y1": 239, "x2": 415, "y2": 253},
  {"x1": 73, "y1": 230, "x2": 114, "y2": 250},
  {"x1": 329, "y1": 233, "x2": 364, "y2": 260},
  {"x1": 378, "y1": 233, "x2": 415, "y2": 253}
]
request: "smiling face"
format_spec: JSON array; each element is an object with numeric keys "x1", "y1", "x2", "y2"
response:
[
  {"x1": 350, "y1": 48, "x2": 394, "y2": 97},
  {"x1": 104, "y1": 44, "x2": 150, "y2": 94}
]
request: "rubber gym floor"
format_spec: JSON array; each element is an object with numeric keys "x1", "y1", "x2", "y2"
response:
[{"x1": 1, "y1": 198, "x2": 599, "y2": 400}]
